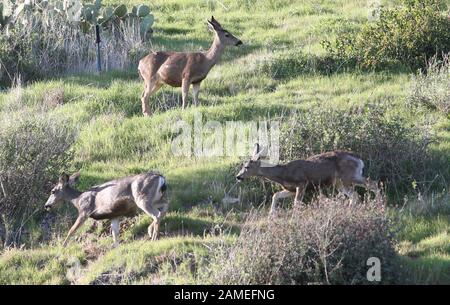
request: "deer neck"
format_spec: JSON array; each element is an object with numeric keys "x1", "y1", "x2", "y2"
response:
[
  {"x1": 255, "y1": 163, "x2": 286, "y2": 185},
  {"x1": 205, "y1": 35, "x2": 225, "y2": 67},
  {"x1": 64, "y1": 187, "x2": 83, "y2": 210}
]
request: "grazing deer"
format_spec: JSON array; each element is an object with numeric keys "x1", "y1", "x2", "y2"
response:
[
  {"x1": 138, "y1": 16, "x2": 243, "y2": 116},
  {"x1": 236, "y1": 144, "x2": 378, "y2": 214},
  {"x1": 44, "y1": 172, "x2": 168, "y2": 247}
]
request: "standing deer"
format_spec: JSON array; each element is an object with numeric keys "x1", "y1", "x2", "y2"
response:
[
  {"x1": 138, "y1": 16, "x2": 243, "y2": 116},
  {"x1": 44, "y1": 171, "x2": 168, "y2": 247},
  {"x1": 236, "y1": 144, "x2": 378, "y2": 214}
]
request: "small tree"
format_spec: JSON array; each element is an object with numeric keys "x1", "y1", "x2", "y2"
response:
[
  {"x1": 0, "y1": 95, "x2": 76, "y2": 246},
  {"x1": 323, "y1": 0, "x2": 450, "y2": 70}
]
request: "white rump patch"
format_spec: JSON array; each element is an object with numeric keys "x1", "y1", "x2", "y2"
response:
[
  {"x1": 347, "y1": 155, "x2": 364, "y2": 180},
  {"x1": 158, "y1": 176, "x2": 165, "y2": 194},
  {"x1": 152, "y1": 176, "x2": 165, "y2": 202}
]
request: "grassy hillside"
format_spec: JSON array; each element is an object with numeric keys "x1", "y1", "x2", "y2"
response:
[{"x1": 0, "y1": 0, "x2": 449, "y2": 284}]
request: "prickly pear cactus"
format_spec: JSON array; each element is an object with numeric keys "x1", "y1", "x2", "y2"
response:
[
  {"x1": 137, "y1": 5, "x2": 150, "y2": 18},
  {"x1": 113, "y1": 4, "x2": 127, "y2": 18},
  {"x1": 140, "y1": 14, "x2": 154, "y2": 40},
  {"x1": 0, "y1": 0, "x2": 154, "y2": 40},
  {"x1": 0, "y1": 0, "x2": 13, "y2": 27}
]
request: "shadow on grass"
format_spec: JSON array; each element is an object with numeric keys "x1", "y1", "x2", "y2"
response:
[
  {"x1": 125, "y1": 214, "x2": 241, "y2": 240},
  {"x1": 61, "y1": 70, "x2": 139, "y2": 89},
  {"x1": 259, "y1": 51, "x2": 415, "y2": 81}
]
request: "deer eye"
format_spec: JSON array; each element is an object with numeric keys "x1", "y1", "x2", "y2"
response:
[
  {"x1": 51, "y1": 190, "x2": 56, "y2": 194},
  {"x1": 225, "y1": 33, "x2": 230, "y2": 37}
]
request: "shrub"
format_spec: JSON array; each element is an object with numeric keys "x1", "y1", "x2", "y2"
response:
[
  {"x1": 201, "y1": 194, "x2": 401, "y2": 284},
  {"x1": 408, "y1": 53, "x2": 450, "y2": 115},
  {"x1": 0, "y1": 87, "x2": 77, "y2": 246},
  {"x1": 323, "y1": 0, "x2": 450, "y2": 70},
  {"x1": 279, "y1": 104, "x2": 443, "y2": 197},
  {"x1": 258, "y1": 50, "x2": 339, "y2": 78}
]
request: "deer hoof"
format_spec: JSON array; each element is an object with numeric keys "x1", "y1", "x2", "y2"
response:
[
  {"x1": 293, "y1": 202, "x2": 303, "y2": 211},
  {"x1": 268, "y1": 210, "x2": 278, "y2": 219}
]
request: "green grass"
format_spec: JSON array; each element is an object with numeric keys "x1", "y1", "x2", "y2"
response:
[
  {"x1": 0, "y1": 0, "x2": 449, "y2": 284},
  {"x1": 394, "y1": 194, "x2": 450, "y2": 284},
  {"x1": 78, "y1": 236, "x2": 226, "y2": 285},
  {"x1": 0, "y1": 244, "x2": 86, "y2": 284}
]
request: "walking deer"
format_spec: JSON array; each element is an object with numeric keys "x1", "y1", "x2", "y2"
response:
[
  {"x1": 44, "y1": 171, "x2": 168, "y2": 247},
  {"x1": 236, "y1": 144, "x2": 378, "y2": 214},
  {"x1": 138, "y1": 16, "x2": 243, "y2": 116}
]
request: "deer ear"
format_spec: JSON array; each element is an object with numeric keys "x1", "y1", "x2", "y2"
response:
[
  {"x1": 211, "y1": 16, "x2": 222, "y2": 28},
  {"x1": 207, "y1": 20, "x2": 215, "y2": 32},
  {"x1": 59, "y1": 172, "x2": 69, "y2": 185},
  {"x1": 68, "y1": 172, "x2": 80, "y2": 187},
  {"x1": 252, "y1": 144, "x2": 268, "y2": 161}
]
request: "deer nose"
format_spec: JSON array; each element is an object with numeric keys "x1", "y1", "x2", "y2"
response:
[
  {"x1": 235, "y1": 40, "x2": 243, "y2": 46},
  {"x1": 236, "y1": 175, "x2": 243, "y2": 181}
]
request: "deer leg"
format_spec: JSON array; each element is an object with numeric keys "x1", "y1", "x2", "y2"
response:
[
  {"x1": 192, "y1": 83, "x2": 200, "y2": 106},
  {"x1": 147, "y1": 221, "x2": 155, "y2": 240},
  {"x1": 141, "y1": 82, "x2": 151, "y2": 116},
  {"x1": 152, "y1": 219, "x2": 161, "y2": 241},
  {"x1": 340, "y1": 185, "x2": 358, "y2": 204},
  {"x1": 62, "y1": 214, "x2": 87, "y2": 247},
  {"x1": 294, "y1": 185, "x2": 306, "y2": 207},
  {"x1": 147, "y1": 197, "x2": 169, "y2": 240},
  {"x1": 137, "y1": 199, "x2": 163, "y2": 241},
  {"x1": 181, "y1": 79, "x2": 190, "y2": 109},
  {"x1": 362, "y1": 178, "x2": 378, "y2": 192},
  {"x1": 339, "y1": 179, "x2": 360, "y2": 204},
  {"x1": 270, "y1": 190, "x2": 294, "y2": 215},
  {"x1": 354, "y1": 177, "x2": 380, "y2": 200},
  {"x1": 146, "y1": 214, "x2": 162, "y2": 241},
  {"x1": 111, "y1": 218, "x2": 120, "y2": 247},
  {"x1": 141, "y1": 79, "x2": 162, "y2": 117}
]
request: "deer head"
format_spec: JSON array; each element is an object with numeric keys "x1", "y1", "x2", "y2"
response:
[
  {"x1": 207, "y1": 16, "x2": 243, "y2": 46},
  {"x1": 44, "y1": 172, "x2": 80, "y2": 211},
  {"x1": 236, "y1": 143, "x2": 267, "y2": 181}
]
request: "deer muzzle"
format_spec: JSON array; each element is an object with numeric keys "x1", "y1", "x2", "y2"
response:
[{"x1": 44, "y1": 195, "x2": 55, "y2": 211}]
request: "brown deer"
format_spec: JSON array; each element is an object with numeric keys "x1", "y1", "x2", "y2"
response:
[
  {"x1": 236, "y1": 144, "x2": 378, "y2": 214},
  {"x1": 44, "y1": 172, "x2": 168, "y2": 247},
  {"x1": 138, "y1": 16, "x2": 243, "y2": 116}
]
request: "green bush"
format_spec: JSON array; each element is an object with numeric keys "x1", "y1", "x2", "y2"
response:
[
  {"x1": 201, "y1": 195, "x2": 401, "y2": 284},
  {"x1": 408, "y1": 53, "x2": 450, "y2": 115},
  {"x1": 323, "y1": 0, "x2": 450, "y2": 70},
  {"x1": 259, "y1": 50, "x2": 339, "y2": 78},
  {"x1": 0, "y1": 89, "x2": 77, "y2": 246}
]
